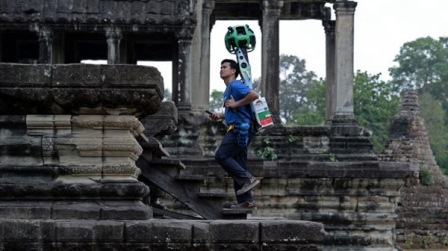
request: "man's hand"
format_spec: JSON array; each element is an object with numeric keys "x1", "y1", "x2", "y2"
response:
[
  {"x1": 225, "y1": 91, "x2": 259, "y2": 110},
  {"x1": 224, "y1": 96, "x2": 237, "y2": 109},
  {"x1": 207, "y1": 111, "x2": 224, "y2": 121}
]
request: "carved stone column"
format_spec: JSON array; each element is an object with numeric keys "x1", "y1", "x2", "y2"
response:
[
  {"x1": 191, "y1": 0, "x2": 215, "y2": 112},
  {"x1": 38, "y1": 27, "x2": 53, "y2": 64},
  {"x1": 323, "y1": 18, "x2": 336, "y2": 124},
  {"x1": 329, "y1": 1, "x2": 375, "y2": 158},
  {"x1": 333, "y1": 1, "x2": 357, "y2": 121},
  {"x1": 176, "y1": 34, "x2": 193, "y2": 111},
  {"x1": 105, "y1": 27, "x2": 122, "y2": 65},
  {"x1": 261, "y1": 0, "x2": 283, "y2": 124}
]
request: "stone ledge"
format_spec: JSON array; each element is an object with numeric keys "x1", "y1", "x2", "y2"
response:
[
  {"x1": 0, "y1": 219, "x2": 324, "y2": 251},
  {"x1": 0, "y1": 64, "x2": 163, "y2": 116},
  {"x1": 180, "y1": 158, "x2": 418, "y2": 179}
]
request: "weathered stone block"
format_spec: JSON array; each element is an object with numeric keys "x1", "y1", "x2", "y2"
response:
[
  {"x1": 55, "y1": 221, "x2": 95, "y2": 241},
  {"x1": 209, "y1": 220, "x2": 259, "y2": 244},
  {"x1": 141, "y1": 100, "x2": 178, "y2": 138},
  {"x1": 52, "y1": 202, "x2": 101, "y2": 220},
  {"x1": 3, "y1": 221, "x2": 41, "y2": 241},
  {"x1": 0, "y1": 202, "x2": 51, "y2": 219},
  {"x1": 93, "y1": 221, "x2": 125, "y2": 241},
  {"x1": 260, "y1": 220, "x2": 325, "y2": 245},
  {"x1": 101, "y1": 65, "x2": 163, "y2": 88},
  {"x1": 126, "y1": 220, "x2": 193, "y2": 243},
  {"x1": 191, "y1": 221, "x2": 210, "y2": 244},
  {"x1": 4, "y1": 242, "x2": 41, "y2": 251},
  {"x1": 54, "y1": 242, "x2": 95, "y2": 250},
  {"x1": 100, "y1": 202, "x2": 152, "y2": 220},
  {"x1": 52, "y1": 64, "x2": 102, "y2": 87},
  {"x1": 0, "y1": 63, "x2": 51, "y2": 87}
]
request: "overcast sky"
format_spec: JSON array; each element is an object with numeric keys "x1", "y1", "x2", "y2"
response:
[{"x1": 151, "y1": 0, "x2": 448, "y2": 94}]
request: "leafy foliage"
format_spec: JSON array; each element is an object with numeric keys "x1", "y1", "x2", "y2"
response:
[
  {"x1": 209, "y1": 89, "x2": 224, "y2": 112},
  {"x1": 278, "y1": 54, "x2": 319, "y2": 123},
  {"x1": 256, "y1": 138, "x2": 277, "y2": 160},
  {"x1": 289, "y1": 79, "x2": 326, "y2": 125},
  {"x1": 418, "y1": 92, "x2": 448, "y2": 172},
  {"x1": 250, "y1": 55, "x2": 322, "y2": 125},
  {"x1": 390, "y1": 37, "x2": 448, "y2": 90},
  {"x1": 389, "y1": 37, "x2": 448, "y2": 117},
  {"x1": 353, "y1": 71, "x2": 401, "y2": 153}
]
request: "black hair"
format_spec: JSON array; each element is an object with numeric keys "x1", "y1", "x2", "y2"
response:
[{"x1": 221, "y1": 59, "x2": 239, "y2": 79}]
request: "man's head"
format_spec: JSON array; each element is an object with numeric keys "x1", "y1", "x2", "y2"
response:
[{"x1": 220, "y1": 59, "x2": 239, "y2": 80}]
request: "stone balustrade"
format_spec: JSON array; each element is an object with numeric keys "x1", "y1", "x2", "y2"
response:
[{"x1": 0, "y1": 63, "x2": 163, "y2": 116}]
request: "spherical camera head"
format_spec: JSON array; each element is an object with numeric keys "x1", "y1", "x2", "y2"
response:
[{"x1": 224, "y1": 24, "x2": 256, "y2": 54}]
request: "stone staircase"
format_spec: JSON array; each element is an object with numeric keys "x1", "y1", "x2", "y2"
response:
[{"x1": 136, "y1": 137, "x2": 253, "y2": 220}]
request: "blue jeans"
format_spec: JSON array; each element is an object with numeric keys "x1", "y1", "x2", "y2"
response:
[{"x1": 215, "y1": 130, "x2": 254, "y2": 203}]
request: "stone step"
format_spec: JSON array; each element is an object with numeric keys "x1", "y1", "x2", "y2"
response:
[
  {"x1": 151, "y1": 207, "x2": 202, "y2": 220},
  {"x1": 176, "y1": 174, "x2": 205, "y2": 182},
  {"x1": 222, "y1": 208, "x2": 252, "y2": 219},
  {"x1": 198, "y1": 192, "x2": 228, "y2": 199}
]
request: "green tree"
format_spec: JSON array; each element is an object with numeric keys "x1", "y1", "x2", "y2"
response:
[
  {"x1": 419, "y1": 92, "x2": 448, "y2": 173},
  {"x1": 278, "y1": 54, "x2": 319, "y2": 123},
  {"x1": 209, "y1": 89, "x2": 224, "y2": 112},
  {"x1": 289, "y1": 79, "x2": 326, "y2": 126},
  {"x1": 246, "y1": 54, "x2": 322, "y2": 125},
  {"x1": 389, "y1": 36, "x2": 448, "y2": 116},
  {"x1": 353, "y1": 71, "x2": 401, "y2": 153},
  {"x1": 290, "y1": 71, "x2": 401, "y2": 153}
]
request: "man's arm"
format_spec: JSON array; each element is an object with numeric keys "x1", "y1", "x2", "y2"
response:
[{"x1": 225, "y1": 90, "x2": 259, "y2": 109}]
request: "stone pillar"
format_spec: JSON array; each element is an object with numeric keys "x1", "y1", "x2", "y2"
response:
[
  {"x1": 333, "y1": 1, "x2": 357, "y2": 120},
  {"x1": 38, "y1": 27, "x2": 53, "y2": 64},
  {"x1": 191, "y1": 0, "x2": 215, "y2": 112},
  {"x1": 261, "y1": 0, "x2": 283, "y2": 124},
  {"x1": 105, "y1": 27, "x2": 122, "y2": 65},
  {"x1": 323, "y1": 19, "x2": 336, "y2": 124},
  {"x1": 52, "y1": 33, "x2": 62, "y2": 64},
  {"x1": 329, "y1": 2, "x2": 375, "y2": 157},
  {"x1": 176, "y1": 34, "x2": 193, "y2": 111},
  {"x1": 199, "y1": 1, "x2": 214, "y2": 111}
]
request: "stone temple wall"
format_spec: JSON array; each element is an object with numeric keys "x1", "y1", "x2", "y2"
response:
[
  {"x1": 155, "y1": 108, "x2": 418, "y2": 250},
  {"x1": 0, "y1": 63, "x2": 326, "y2": 251}
]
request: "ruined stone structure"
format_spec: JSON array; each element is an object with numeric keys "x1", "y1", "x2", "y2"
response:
[
  {"x1": 381, "y1": 90, "x2": 448, "y2": 250},
  {"x1": 0, "y1": 62, "x2": 326, "y2": 250},
  {"x1": 0, "y1": 1, "x2": 419, "y2": 251}
]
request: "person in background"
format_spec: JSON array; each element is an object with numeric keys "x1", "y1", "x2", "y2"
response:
[{"x1": 208, "y1": 59, "x2": 261, "y2": 209}]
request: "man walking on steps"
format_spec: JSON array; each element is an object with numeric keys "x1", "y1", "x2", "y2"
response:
[{"x1": 208, "y1": 59, "x2": 261, "y2": 209}]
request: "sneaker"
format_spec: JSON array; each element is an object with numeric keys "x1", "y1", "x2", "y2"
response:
[
  {"x1": 230, "y1": 200, "x2": 256, "y2": 209},
  {"x1": 236, "y1": 177, "x2": 260, "y2": 195}
]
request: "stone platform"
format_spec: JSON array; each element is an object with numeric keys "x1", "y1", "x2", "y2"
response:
[{"x1": 0, "y1": 219, "x2": 324, "y2": 251}]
